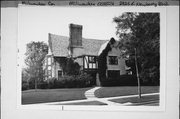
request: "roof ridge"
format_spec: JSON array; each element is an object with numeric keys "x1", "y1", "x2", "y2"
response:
[
  {"x1": 49, "y1": 33, "x2": 69, "y2": 39},
  {"x1": 49, "y1": 33, "x2": 109, "y2": 42}
]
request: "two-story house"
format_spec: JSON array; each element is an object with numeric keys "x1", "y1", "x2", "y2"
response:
[{"x1": 43, "y1": 23, "x2": 128, "y2": 85}]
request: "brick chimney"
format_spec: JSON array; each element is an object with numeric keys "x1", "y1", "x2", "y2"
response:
[{"x1": 69, "y1": 23, "x2": 83, "y2": 47}]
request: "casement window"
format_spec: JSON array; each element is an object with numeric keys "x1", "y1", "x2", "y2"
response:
[
  {"x1": 108, "y1": 56, "x2": 118, "y2": 65},
  {"x1": 48, "y1": 66, "x2": 51, "y2": 70},
  {"x1": 89, "y1": 56, "x2": 96, "y2": 63},
  {"x1": 48, "y1": 57, "x2": 51, "y2": 65},
  {"x1": 48, "y1": 70, "x2": 51, "y2": 76},
  {"x1": 44, "y1": 59, "x2": 47, "y2": 66}
]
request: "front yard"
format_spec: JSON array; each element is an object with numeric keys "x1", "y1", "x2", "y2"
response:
[
  {"x1": 94, "y1": 86, "x2": 159, "y2": 98},
  {"x1": 22, "y1": 87, "x2": 91, "y2": 104},
  {"x1": 22, "y1": 86, "x2": 159, "y2": 105},
  {"x1": 109, "y1": 94, "x2": 159, "y2": 106}
]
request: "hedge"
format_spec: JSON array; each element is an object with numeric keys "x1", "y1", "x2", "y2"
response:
[
  {"x1": 100, "y1": 75, "x2": 159, "y2": 87},
  {"x1": 22, "y1": 73, "x2": 94, "y2": 90},
  {"x1": 49, "y1": 73, "x2": 94, "y2": 88}
]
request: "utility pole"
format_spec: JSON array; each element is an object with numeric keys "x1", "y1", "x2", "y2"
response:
[{"x1": 134, "y1": 48, "x2": 141, "y2": 98}]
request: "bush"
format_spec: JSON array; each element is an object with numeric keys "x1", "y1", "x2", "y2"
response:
[
  {"x1": 38, "y1": 81, "x2": 49, "y2": 89},
  {"x1": 22, "y1": 83, "x2": 29, "y2": 91},
  {"x1": 100, "y1": 74, "x2": 159, "y2": 87},
  {"x1": 140, "y1": 67, "x2": 160, "y2": 86},
  {"x1": 40, "y1": 73, "x2": 94, "y2": 89},
  {"x1": 101, "y1": 75, "x2": 137, "y2": 86}
]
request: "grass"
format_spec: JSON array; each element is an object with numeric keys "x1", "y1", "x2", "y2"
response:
[
  {"x1": 95, "y1": 86, "x2": 159, "y2": 98},
  {"x1": 60, "y1": 101, "x2": 107, "y2": 105},
  {"x1": 109, "y1": 94, "x2": 159, "y2": 106},
  {"x1": 22, "y1": 87, "x2": 91, "y2": 104},
  {"x1": 22, "y1": 86, "x2": 160, "y2": 105}
]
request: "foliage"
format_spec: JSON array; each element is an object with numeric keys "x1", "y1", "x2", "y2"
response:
[
  {"x1": 113, "y1": 13, "x2": 160, "y2": 85},
  {"x1": 23, "y1": 41, "x2": 48, "y2": 89},
  {"x1": 98, "y1": 38, "x2": 115, "y2": 82},
  {"x1": 55, "y1": 57, "x2": 81, "y2": 76},
  {"x1": 65, "y1": 58, "x2": 81, "y2": 75},
  {"x1": 42, "y1": 73, "x2": 93, "y2": 89},
  {"x1": 101, "y1": 75, "x2": 137, "y2": 86}
]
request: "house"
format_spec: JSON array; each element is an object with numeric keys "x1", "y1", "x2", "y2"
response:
[{"x1": 43, "y1": 23, "x2": 128, "y2": 85}]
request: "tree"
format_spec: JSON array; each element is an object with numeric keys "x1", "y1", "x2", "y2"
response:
[
  {"x1": 113, "y1": 13, "x2": 160, "y2": 85},
  {"x1": 24, "y1": 41, "x2": 48, "y2": 89},
  {"x1": 65, "y1": 58, "x2": 80, "y2": 75}
]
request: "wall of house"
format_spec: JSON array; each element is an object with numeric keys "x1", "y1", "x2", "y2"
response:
[
  {"x1": 106, "y1": 47, "x2": 126, "y2": 75},
  {"x1": 71, "y1": 47, "x2": 84, "y2": 57},
  {"x1": 43, "y1": 55, "x2": 53, "y2": 80},
  {"x1": 74, "y1": 55, "x2": 97, "y2": 71},
  {"x1": 74, "y1": 57, "x2": 83, "y2": 70},
  {"x1": 54, "y1": 60, "x2": 60, "y2": 78},
  {"x1": 53, "y1": 57, "x2": 67, "y2": 79}
]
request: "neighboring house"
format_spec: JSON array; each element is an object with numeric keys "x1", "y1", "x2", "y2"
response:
[{"x1": 43, "y1": 23, "x2": 129, "y2": 85}]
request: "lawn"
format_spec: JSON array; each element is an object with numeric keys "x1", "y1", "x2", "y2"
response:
[
  {"x1": 22, "y1": 86, "x2": 159, "y2": 105},
  {"x1": 60, "y1": 101, "x2": 107, "y2": 105},
  {"x1": 109, "y1": 94, "x2": 159, "y2": 106},
  {"x1": 22, "y1": 87, "x2": 91, "y2": 104},
  {"x1": 94, "y1": 86, "x2": 159, "y2": 98}
]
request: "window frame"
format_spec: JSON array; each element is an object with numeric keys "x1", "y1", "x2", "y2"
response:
[
  {"x1": 108, "y1": 56, "x2": 118, "y2": 65},
  {"x1": 88, "y1": 56, "x2": 96, "y2": 63}
]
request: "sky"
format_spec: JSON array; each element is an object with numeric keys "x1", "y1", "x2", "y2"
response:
[{"x1": 18, "y1": 6, "x2": 126, "y2": 67}]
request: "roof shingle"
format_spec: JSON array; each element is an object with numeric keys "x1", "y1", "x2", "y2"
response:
[{"x1": 48, "y1": 33, "x2": 108, "y2": 57}]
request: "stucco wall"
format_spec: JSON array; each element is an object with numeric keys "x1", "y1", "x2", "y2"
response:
[
  {"x1": 53, "y1": 59, "x2": 62, "y2": 79},
  {"x1": 72, "y1": 47, "x2": 84, "y2": 57},
  {"x1": 106, "y1": 47, "x2": 126, "y2": 75}
]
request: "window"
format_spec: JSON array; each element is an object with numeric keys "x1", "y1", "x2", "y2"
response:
[
  {"x1": 89, "y1": 56, "x2": 96, "y2": 63},
  {"x1": 58, "y1": 70, "x2": 63, "y2": 80},
  {"x1": 48, "y1": 70, "x2": 51, "y2": 76},
  {"x1": 109, "y1": 56, "x2": 118, "y2": 65},
  {"x1": 48, "y1": 66, "x2": 51, "y2": 70},
  {"x1": 44, "y1": 59, "x2": 47, "y2": 65},
  {"x1": 48, "y1": 57, "x2": 51, "y2": 65}
]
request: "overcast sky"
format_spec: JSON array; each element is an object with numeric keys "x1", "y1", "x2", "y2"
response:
[{"x1": 18, "y1": 6, "x2": 127, "y2": 67}]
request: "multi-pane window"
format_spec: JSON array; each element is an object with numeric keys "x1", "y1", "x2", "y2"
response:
[
  {"x1": 108, "y1": 56, "x2": 118, "y2": 65},
  {"x1": 48, "y1": 57, "x2": 51, "y2": 65},
  {"x1": 88, "y1": 56, "x2": 96, "y2": 69},
  {"x1": 48, "y1": 66, "x2": 51, "y2": 70},
  {"x1": 89, "y1": 56, "x2": 96, "y2": 63},
  {"x1": 44, "y1": 59, "x2": 47, "y2": 65},
  {"x1": 48, "y1": 70, "x2": 51, "y2": 76}
]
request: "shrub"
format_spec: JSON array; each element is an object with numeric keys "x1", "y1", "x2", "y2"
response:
[
  {"x1": 75, "y1": 73, "x2": 93, "y2": 88},
  {"x1": 22, "y1": 83, "x2": 29, "y2": 91},
  {"x1": 42, "y1": 73, "x2": 94, "y2": 89},
  {"x1": 100, "y1": 74, "x2": 159, "y2": 87},
  {"x1": 101, "y1": 75, "x2": 137, "y2": 86},
  {"x1": 38, "y1": 81, "x2": 49, "y2": 89}
]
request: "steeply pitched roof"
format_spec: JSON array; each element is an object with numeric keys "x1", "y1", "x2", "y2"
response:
[
  {"x1": 48, "y1": 33, "x2": 108, "y2": 57},
  {"x1": 49, "y1": 33, "x2": 69, "y2": 57}
]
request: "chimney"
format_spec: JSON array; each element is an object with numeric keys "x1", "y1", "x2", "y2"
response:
[{"x1": 69, "y1": 23, "x2": 83, "y2": 47}]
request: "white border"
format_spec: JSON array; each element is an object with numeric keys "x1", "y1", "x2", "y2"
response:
[{"x1": 16, "y1": 6, "x2": 166, "y2": 111}]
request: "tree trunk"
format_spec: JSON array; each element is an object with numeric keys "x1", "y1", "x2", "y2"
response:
[{"x1": 135, "y1": 48, "x2": 141, "y2": 98}]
